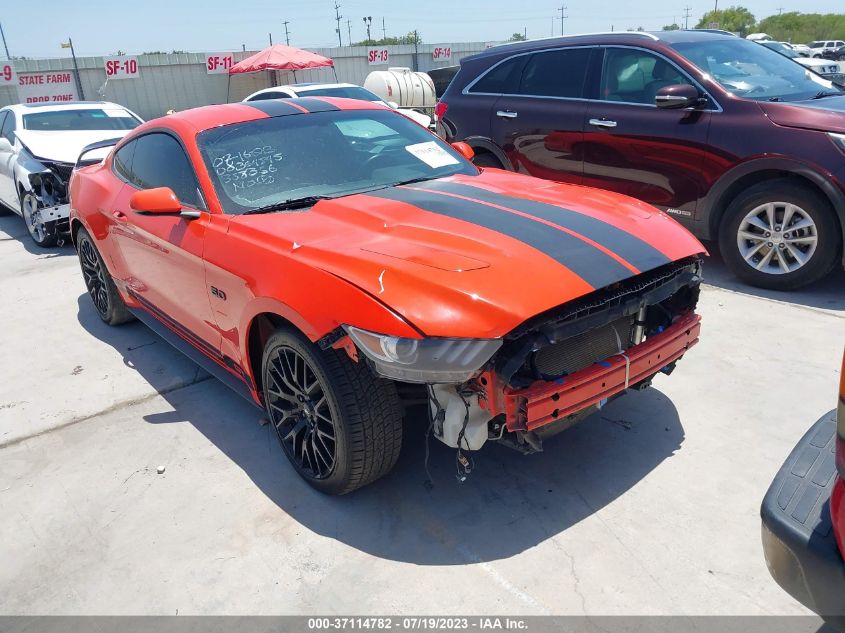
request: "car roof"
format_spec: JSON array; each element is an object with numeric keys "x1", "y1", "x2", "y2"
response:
[
  {"x1": 473, "y1": 28, "x2": 739, "y2": 60},
  {"x1": 3, "y1": 101, "x2": 127, "y2": 114},
  {"x1": 248, "y1": 83, "x2": 360, "y2": 97},
  {"x1": 151, "y1": 97, "x2": 386, "y2": 134}
]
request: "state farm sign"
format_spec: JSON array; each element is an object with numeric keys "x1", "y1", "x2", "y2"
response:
[{"x1": 17, "y1": 72, "x2": 78, "y2": 104}]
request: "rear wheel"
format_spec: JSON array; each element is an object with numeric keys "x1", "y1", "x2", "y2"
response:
[
  {"x1": 21, "y1": 190, "x2": 58, "y2": 247},
  {"x1": 719, "y1": 180, "x2": 840, "y2": 290},
  {"x1": 262, "y1": 329, "x2": 403, "y2": 495},
  {"x1": 76, "y1": 227, "x2": 134, "y2": 325}
]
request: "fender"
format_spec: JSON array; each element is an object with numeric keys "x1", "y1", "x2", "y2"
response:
[
  {"x1": 463, "y1": 136, "x2": 514, "y2": 171},
  {"x1": 700, "y1": 157, "x2": 845, "y2": 259}
]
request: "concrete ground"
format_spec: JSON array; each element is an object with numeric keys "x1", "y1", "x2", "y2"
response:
[{"x1": 0, "y1": 212, "x2": 843, "y2": 616}]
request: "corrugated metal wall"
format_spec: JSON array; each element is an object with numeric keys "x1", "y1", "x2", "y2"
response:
[{"x1": 0, "y1": 42, "x2": 493, "y2": 121}]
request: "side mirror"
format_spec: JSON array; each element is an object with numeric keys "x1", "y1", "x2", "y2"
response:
[
  {"x1": 655, "y1": 84, "x2": 704, "y2": 109},
  {"x1": 0, "y1": 137, "x2": 12, "y2": 153},
  {"x1": 451, "y1": 141, "x2": 475, "y2": 161},
  {"x1": 129, "y1": 187, "x2": 183, "y2": 215},
  {"x1": 387, "y1": 101, "x2": 399, "y2": 109}
]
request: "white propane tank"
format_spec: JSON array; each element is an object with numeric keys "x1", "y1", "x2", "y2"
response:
[{"x1": 364, "y1": 67, "x2": 436, "y2": 108}]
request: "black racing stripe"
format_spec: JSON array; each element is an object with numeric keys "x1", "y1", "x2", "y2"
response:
[
  {"x1": 367, "y1": 187, "x2": 633, "y2": 289},
  {"x1": 242, "y1": 100, "x2": 306, "y2": 117},
  {"x1": 418, "y1": 181, "x2": 670, "y2": 273},
  {"x1": 291, "y1": 97, "x2": 340, "y2": 113}
]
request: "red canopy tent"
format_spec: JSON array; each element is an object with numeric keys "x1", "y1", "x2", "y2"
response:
[
  {"x1": 229, "y1": 44, "x2": 335, "y2": 74},
  {"x1": 226, "y1": 44, "x2": 337, "y2": 102}
]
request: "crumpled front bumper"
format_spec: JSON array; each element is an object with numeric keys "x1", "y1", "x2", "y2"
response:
[
  {"x1": 479, "y1": 311, "x2": 701, "y2": 432},
  {"x1": 761, "y1": 410, "x2": 845, "y2": 629}
]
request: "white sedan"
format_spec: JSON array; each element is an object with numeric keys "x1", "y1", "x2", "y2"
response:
[
  {"x1": 243, "y1": 82, "x2": 432, "y2": 129},
  {"x1": 0, "y1": 101, "x2": 142, "y2": 246}
]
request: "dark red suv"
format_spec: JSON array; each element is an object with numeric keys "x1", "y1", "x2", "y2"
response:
[{"x1": 437, "y1": 30, "x2": 845, "y2": 290}]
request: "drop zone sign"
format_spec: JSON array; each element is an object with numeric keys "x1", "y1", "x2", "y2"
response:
[{"x1": 17, "y1": 71, "x2": 78, "y2": 104}]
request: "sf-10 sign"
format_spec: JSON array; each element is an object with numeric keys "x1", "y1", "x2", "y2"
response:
[
  {"x1": 104, "y1": 56, "x2": 139, "y2": 79},
  {"x1": 205, "y1": 53, "x2": 234, "y2": 74},
  {"x1": 367, "y1": 48, "x2": 389, "y2": 65},
  {"x1": 432, "y1": 46, "x2": 452, "y2": 61}
]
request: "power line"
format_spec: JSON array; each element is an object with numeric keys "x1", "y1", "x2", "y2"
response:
[
  {"x1": 558, "y1": 4, "x2": 568, "y2": 36},
  {"x1": 334, "y1": 2, "x2": 343, "y2": 47},
  {"x1": 682, "y1": 5, "x2": 692, "y2": 29},
  {"x1": 283, "y1": 20, "x2": 291, "y2": 46}
]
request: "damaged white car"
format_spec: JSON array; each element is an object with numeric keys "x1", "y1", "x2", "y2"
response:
[{"x1": 0, "y1": 102, "x2": 142, "y2": 246}]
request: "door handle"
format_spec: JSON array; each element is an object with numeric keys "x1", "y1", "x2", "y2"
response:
[
  {"x1": 589, "y1": 118, "x2": 618, "y2": 128},
  {"x1": 496, "y1": 110, "x2": 518, "y2": 119},
  {"x1": 112, "y1": 210, "x2": 128, "y2": 221}
]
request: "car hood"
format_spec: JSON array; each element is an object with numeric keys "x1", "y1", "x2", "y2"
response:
[
  {"x1": 759, "y1": 96, "x2": 845, "y2": 134},
  {"x1": 16, "y1": 129, "x2": 131, "y2": 164},
  {"x1": 234, "y1": 172, "x2": 704, "y2": 338}
]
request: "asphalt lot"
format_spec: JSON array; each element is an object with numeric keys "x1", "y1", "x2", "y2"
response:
[{"x1": 0, "y1": 211, "x2": 844, "y2": 616}]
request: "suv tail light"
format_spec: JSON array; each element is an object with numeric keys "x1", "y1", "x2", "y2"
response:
[
  {"x1": 837, "y1": 349, "x2": 845, "y2": 479},
  {"x1": 435, "y1": 101, "x2": 448, "y2": 120}
]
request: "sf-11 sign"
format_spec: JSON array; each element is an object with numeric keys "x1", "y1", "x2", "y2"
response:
[
  {"x1": 432, "y1": 46, "x2": 452, "y2": 61},
  {"x1": 104, "y1": 56, "x2": 139, "y2": 79},
  {"x1": 205, "y1": 53, "x2": 234, "y2": 74},
  {"x1": 367, "y1": 48, "x2": 389, "y2": 65}
]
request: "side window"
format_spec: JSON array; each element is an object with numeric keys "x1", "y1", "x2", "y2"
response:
[
  {"x1": 1, "y1": 112, "x2": 15, "y2": 143},
  {"x1": 127, "y1": 133, "x2": 200, "y2": 207},
  {"x1": 248, "y1": 91, "x2": 290, "y2": 101},
  {"x1": 468, "y1": 56, "x2": 527, "y2": 94},
  {"x1": 518, "y1": 48, "x2": 591, "y2": 98},
  {"x1": 113, "y1": 141, "x2": 136, "y2": 181},
  {"x1": 600, "y1": 48, "x2": 692, "y2": 105}
]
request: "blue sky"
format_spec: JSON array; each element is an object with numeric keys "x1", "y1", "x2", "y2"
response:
[{"x1": 3, "y1": 0, "x2": 844, "y2": 57}]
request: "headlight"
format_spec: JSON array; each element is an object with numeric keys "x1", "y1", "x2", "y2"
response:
[
  {"x1": 344, "y1": 326, "x2": 502, "y2": 383},
  {"x1": 829, "y1": 132, "x2": 845, "y2": 153}
]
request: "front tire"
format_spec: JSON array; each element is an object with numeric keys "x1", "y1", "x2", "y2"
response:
[
  {"x1": 76, "y1": 227, "x2": 134, "y2": 325},
  {"x1": 21, "y1": 190, "x2": 58, "y2": 247},
  {"x1": 262, "y1": 329, "x2": 403, "y2": 495},
  {"x1": 719, "y1": 180, "x2": 839, "y2": 290}
]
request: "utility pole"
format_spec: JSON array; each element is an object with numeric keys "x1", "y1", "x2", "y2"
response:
[
  {"x1": 242, "y1": 44, "x2": 246, "y2": 52},
  {"x1": 61, "y1": 38, "x2": 85, "y2": 100},
  {"x1": 558, "y1": 5, "x2": 568, "y2": 36},
  {"x1": 777, "y1": 6, "x2": 785, "y2": 14},
  {"x1": 363, "y1": 16, "x2": 372, "y2": 44},
  {"x1": 346, "y1": 19, "x2": 352, "y2": 46},
  {"x1": 269, "y1": 32, "x2": 273, "y2": 45},
  {"x1": 334, "y1": 2, "x2": 343, "y2": 47},
  {"x1": 683, "y1": 6, "x2": 692, "y2": 29},
  {"x1": 524, "y1": 26, "x2": 527, "y2": 39},
  {"x1": 283, "y1": 21, "x2": 291, "y2": 45},
  {"x1": 382, "y1": 17, "x2": 386, "y2": 40},
  {"x1": 0, "y1": 23, "x2": 9, "y2": 59},
  {"x1": 413, "y1": 29, "x2": 420, "y2": 71}
]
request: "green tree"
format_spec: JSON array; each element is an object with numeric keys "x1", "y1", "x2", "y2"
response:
[
  {"x1": 354, "y1": 31, "x2": 421, "y2": 47},
  {"x1": 508, "y1": 32, "x2": 527, "y2": 41},
  {"x1": 696, "y1": 5, "x2": 756, "y2": 36},
  {"x1": 757, "y1": 12, "x2": 845, "y2": 44}
]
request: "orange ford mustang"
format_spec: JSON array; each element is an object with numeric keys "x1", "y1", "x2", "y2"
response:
[{"x1": 69, "y1": 97, "x2": 705, "y2": 494}]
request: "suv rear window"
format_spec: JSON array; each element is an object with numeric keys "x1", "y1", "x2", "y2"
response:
[
  {"x1": 519, "y1": 48, "x2": 591, "y2": 98},
  {"x1": 468, "y1": 56, "x2": 527, "y2": 94}
]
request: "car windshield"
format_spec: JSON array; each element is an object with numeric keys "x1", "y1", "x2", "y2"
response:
[
  {"x1": 672, "y1": 38, "x2": 841, "y2": 101},
  {"x1": 298, "y1": 86, "x2": 383, "y2": 102},
  {"x1": 22, "y1": 108, "x2": 140, "y2": 131},
  {"x1": 198, "y1": 108, "x2": 476, "y2": 214}
]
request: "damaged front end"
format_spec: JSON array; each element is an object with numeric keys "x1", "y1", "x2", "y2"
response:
[
  {"x1": 26, "y1": 159, "x2": 74, "y2": 233},
  {"x1": 335, "y1": 256, "x2": 703, "y2": 478}
]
